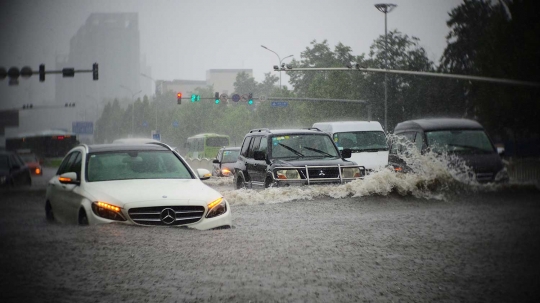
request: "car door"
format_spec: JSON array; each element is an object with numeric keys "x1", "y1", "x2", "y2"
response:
[
  {"x1": 62, "y1": 151, "x2": 84, "y2": 223},
  {"x1": 49, "y1": 152, "x2": 79, "y2": 223},
  {"x1": 10, "y1": 154, "x2": 27, "y2": 186},
  {"x1": 245, "y1": 136, "x2": 263, "y2": 186}
]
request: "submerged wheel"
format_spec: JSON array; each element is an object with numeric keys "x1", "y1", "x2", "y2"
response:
[
  {"x1": 235, "y1": 175, "x2": 247, "y2": 189},
  {"x1": 78, "y1": 208, "x2": 89, "y2": 226},
  {"x1": 45, "y1": 201, "x2": 54, "y2": 222},
  {"x1": 265, "y1": 177, "x2": 276, "y2": 188}
]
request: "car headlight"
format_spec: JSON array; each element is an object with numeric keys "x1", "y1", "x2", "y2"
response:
[
  {"x1": 276, "y1": 169, "x2": 300, "y2": 180},
  {"x1": 221, "y1": 168, "x2": 232, "y2": 176},
  {"x1": 206, "y1": 197, "x2": 227, "y2": 219},
  {"x1": 495, "y1": 167, "x2": 509, "y2": 182},
  {"x1": 91, "y1": 201, "x2": 126, "y2": 221},
  {"x1": 342, "y1": 167, "x2": 361, "y2": 178}
]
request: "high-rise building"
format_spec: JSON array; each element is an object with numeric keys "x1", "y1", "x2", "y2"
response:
[{"x1": 56, "y1": 13, "x2": 141, "y2": 121}]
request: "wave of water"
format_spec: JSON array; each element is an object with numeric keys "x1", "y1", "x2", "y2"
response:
[{"x1": 204, "y1": 138, "x2": 536, "y2": 206}]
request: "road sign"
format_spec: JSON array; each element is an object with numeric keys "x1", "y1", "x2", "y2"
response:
[
  {"x1": 172, "y1": 121, "x2": 179, "y2": 127},
  {"x1": 219, "y1": 93, "x2": 228, "y2": 103},
  {"x1": 151, "y1": 130, "x2": 161, "y2": 141},
  {"x1": 271, "y1": 101, "x2": 288, "y2": 107},
  {"x1": 142, "y1": 121, "x2": 148, "y2": 127},
  {"x1": 259, "y1": 95, "x2": 267, "y2": 101},
  {"x1": 232, "y1": 94, "x2": 240, "y2": 102},
  {"x1": 241, "y1": 94, "x2": 248, "y2": 102},
  {"x1": 72, "y1": 121, "x2": 93, "y2": 134}
]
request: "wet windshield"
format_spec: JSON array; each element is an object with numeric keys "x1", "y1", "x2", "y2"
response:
[
  {"x1": 334, "y1": 131, "x2": 388, "y2": 151},
  {"x1": 87, "y1": 151, "x2": 192, "y2": 181},
  {"x1": 270, "y1": 134, "x2": 339, "y2": 159},
  {"x1": 19, "y1": 154, "x2": 38, "y2": 163},
  {"x1": 222, "y1": 149, "x2": 240, "y2": 163},
  {"x1": 426, "y1": 130, "x2": 494, "y2": 154}
]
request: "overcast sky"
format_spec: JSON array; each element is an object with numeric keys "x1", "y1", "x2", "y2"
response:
[{"x1": 0, "y1": 0, "x2": 462, "y2": 109}]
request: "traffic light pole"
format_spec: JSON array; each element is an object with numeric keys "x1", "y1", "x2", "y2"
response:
[{"x1": 0, "y1": 63, "x2": 98, "y2": 85}]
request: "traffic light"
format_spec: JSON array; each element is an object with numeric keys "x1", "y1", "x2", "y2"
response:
[
  {"x1": 177, "y1": 92, "x2": 182, "y2": 104},
  {"x1": 92, "y1": 63, "x2": 98, "y2": 81},
  {"x1": 214, "y1": 92, "x2": 220, "y2": 104},
  {"x1": 39, "y1": 64, "x2": 45, "y2": 82},
  {"x1": 65, "y1": 103, "x2": 75, "y2": 107},
  {"x1": 191, "y1": 94, "x2": 200, "y2": 102},
  {"x1": 22, "y1": 104, "x2": 33, "y2": 109},
  {"x1": 248, "y1": 93, "x2": 253, "y2": 105}
]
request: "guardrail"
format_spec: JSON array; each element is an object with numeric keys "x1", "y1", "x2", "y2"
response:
[{"x1": 506, "y1": 158, "x2": 540, "y2": 184}]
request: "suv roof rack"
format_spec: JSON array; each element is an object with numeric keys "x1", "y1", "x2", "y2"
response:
[
  {"x1": 305, "y1": 127, "x2": 322, "y2": 131},
  {"x1": 249, "y1": 128, "x2": 270, "y2": 133}
]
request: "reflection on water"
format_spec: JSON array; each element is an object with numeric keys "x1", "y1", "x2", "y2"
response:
[{"x1": 205, "y1": 139, "x2": 538, "y2": 206}]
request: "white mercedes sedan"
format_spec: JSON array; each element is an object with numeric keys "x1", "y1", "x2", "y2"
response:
[{"x1": 45, "y1": 142, "x2": 231, "y2": 230}]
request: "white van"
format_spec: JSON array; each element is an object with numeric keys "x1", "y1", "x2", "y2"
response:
[{"x1": 312, "y1": 121, "x2": 389, "y2": 172}]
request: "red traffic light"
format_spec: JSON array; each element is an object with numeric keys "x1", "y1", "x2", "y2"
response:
[{"x1": 177, "y1": 92, "x2": 182, "y2": 105}]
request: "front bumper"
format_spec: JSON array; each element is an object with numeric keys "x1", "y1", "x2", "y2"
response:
[
  {"x1": 89, "y1": 200, "x2": 232, "y2": 230},
  {"x1": 271, "y1": 164, "x2": 365, "y2": 186}
]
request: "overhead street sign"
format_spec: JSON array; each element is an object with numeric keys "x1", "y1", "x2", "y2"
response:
[
  {"x1": 232, "y1": 94, "x2": 240, "y2": 102},
  {"x1": 241, "y1": 94, "x2": 248, "y2": 102},
  {"x1": 72, "y1": 121, "x2": 94, "y2": 134},
  {"x1": 271, "y1": 101, "x2": 288, "y2": 108},
  {"x1": 259, "y1": 95, "x2": 267, "y2": 101}
]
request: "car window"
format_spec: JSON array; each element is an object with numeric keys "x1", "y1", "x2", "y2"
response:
[
  {"x1": 57, "y1": 152, "x2": 77, "y2": 175},
  {"x1": 87, "y1": 151, "x2": 193, "y2": 182},
  {"x1": 259, "y1": 137, "x2": 268, "y2": 154},
  {"x1": 415, "y1": 132, "x2": 424, "y2": 152},
  {"x1": 248, "y1": 136, "x2": 261, "y2": 158},
  {"x1": 19, "y1": 154, "x2": 38, "y2": 163},
  {"x1": 426, "y1": 130, "x2": 494, "y2": 154},
  {"x1": 222, "y1": 150, "x2": 240, "y2": 163},
  {"x1": 70, "y1": 152, "x2": 82, "y2": 179},
  {"x1": 12, "y1": 154, "x2": 26, "y2": 167},
  {"x1": 240, "y1": 137, "x2": 252, "y2": 157}
]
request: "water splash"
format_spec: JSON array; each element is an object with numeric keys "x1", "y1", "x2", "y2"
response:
[{"x1": 211, "y1": 135, "x2": 524, "y2": 206}]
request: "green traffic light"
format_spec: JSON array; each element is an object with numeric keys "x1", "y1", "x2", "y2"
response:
[
  {"x1": 215, "y1": 99, "x2": 220, "y2": 104},
  {"x1": 248, "y1": 100, "x2": 253, "y2": 105}
]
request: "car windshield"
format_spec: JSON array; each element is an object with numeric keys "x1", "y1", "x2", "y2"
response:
[
  {"x1": 334, "y1": 131, "x2": 388, "y2": 151},
  {"x1": 19, "y1": 154, "x2": 38, "y2": 163},
  {"x1": 426, "y1": 130, "x2": 494, "y2": 154},
  {"x1": 270, "y1": 134, "x2": 339, "y2": 159},
  {"x1": 87, "y1": 150, "x2": 193, "y2": 182},
  {"x1": 222, "y1": 149, "x2": 240, "y2": 163}
]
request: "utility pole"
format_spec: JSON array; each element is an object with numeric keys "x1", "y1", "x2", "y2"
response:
[{"x1": 375, "y1": 3, "x2": 397, "y2": 132}]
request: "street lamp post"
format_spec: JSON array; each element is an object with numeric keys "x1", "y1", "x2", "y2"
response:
[
  {"x1": 120, "y1": 85, "x2": 142, "y2": 137},
  {"x1": 140, "y1": 73, "x2": 158, "y2": 130},
  {"x1": 261, "y1": 45, "x2": 293, "y2": 90},
  {"x1": 375, "y1": 3, "x2": 397, "y2": 132}
]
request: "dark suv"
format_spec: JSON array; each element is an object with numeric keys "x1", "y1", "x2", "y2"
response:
[
  {"x1": 388, "y1": 118, "x2": 508, "y2": 183},
  {"x1": 233, "y1": 128, "x2": 365, "y2": 189}
]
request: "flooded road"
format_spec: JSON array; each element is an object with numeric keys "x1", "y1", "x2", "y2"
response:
[{"x1": 1, "y1": 181, "x2": 539, "y2": 302}]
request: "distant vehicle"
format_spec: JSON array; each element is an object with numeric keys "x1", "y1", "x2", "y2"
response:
[
  {"x1": 234, "y1": 128, "x2": 364, "y2": 189},
  {"x1": 45, "y1": 142, "x2": 231, "y2": 230},
  {"x1": 312, "y1": 121, "x2": 389, "y2": 172},
  {"x1": 185, "y1": 133, "x2": 230, "y2": 159},
  {"x1": 0, "y1": 150, "x2": 32, "y2": 189},
  {"x1": 388, "y1": 118, "x2": 508, "y2": 183},
  {"x1": 212, "y1": 147, "x2": 241, "y2": 177},
  {"x1": 6, "y1": 131, "x2": 78, "y2": 158},
  {"x1": 17, "y1": 150, "x2": 43, "y2": 176}
]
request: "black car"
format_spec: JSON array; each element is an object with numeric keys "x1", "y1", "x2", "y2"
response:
[
  {"x1": 233, "y1": 128, "x2": 365, "y2": 189},
  {"x1": 0, "y1": 150, "x2": 32, "y2": 189},
  {"x1": 388, "y1": 118, "x2": 508, "y2": 183},
  {"x1": 212, "y1": 147, "x2": 240, "y2": 177}
]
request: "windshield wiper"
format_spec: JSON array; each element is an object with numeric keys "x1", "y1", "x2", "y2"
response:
[
  {"x1": 278, "y1": 143, "x2": 304, "y2": 157},
  {"x1": 303, "y1": 146, "x2": 334, "y2": 157},
  {"x1": 447, "y1": 144, "x2": 491, "y2": 153}
]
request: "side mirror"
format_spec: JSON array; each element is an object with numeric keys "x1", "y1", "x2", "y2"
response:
[
  {"x1": 253, "y1": 151, "x2": 266, "y2": 161},
  {"x1": 59, "y1": 172, "x2": 80, "y2": 185},
  {"x1": 212, "y1": 159, "x2": 220, "y2": 164},
  {"x1": 197, "y1": 168, "x2": 212, "y2": 180},
  {"x1": 497, "y1": 146, "x2": 505, "y2": 156},
  {"x1": 341, "y1": 148, "x2": 352, "y2": 159}
]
